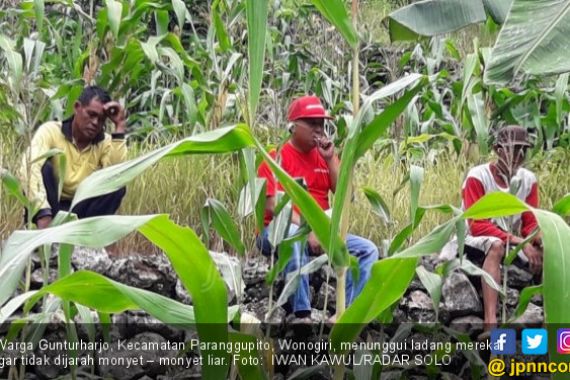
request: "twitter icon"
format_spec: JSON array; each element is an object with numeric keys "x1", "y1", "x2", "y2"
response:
[{"x1": 522, "y1": 328, "x2": 548, "y2": 355}]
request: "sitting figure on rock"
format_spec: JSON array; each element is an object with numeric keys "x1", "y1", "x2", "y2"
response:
[
  {"x1": 448, "y1": 125, "x2": 543, "y2": 327},
  {"x1": 20, "y1": 86, "x2": 128, "y2": 229},
  {"x1": 256, "y1": 95, "x2": 379, "y2": 322}
]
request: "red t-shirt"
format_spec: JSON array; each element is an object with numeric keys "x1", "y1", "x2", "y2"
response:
[{"x1": 257, "y1": 142, "x2": 332, "y2": 226}]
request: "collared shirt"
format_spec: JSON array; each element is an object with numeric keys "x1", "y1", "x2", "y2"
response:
[{"x1": 19, "y1": 117, "x2": 127, "y2": 217}]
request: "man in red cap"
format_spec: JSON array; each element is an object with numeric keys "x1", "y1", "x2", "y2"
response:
[
  {"x1": 446, "y1": 125, "x2": 543, "y2": 327},
  {"x1": 257, "y1": 95, "x2": 379, "y2": 321}
]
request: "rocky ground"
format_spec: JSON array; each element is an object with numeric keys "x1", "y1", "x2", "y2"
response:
[{"x1": 1, "y1": 248, "x2": 546, "y2": 379}]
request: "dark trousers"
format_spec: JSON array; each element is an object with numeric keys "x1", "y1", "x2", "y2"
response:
[{"x1": 29, "y1": 160, "x2": 126, "y2": 222}]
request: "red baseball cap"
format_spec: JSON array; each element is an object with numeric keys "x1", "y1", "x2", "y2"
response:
[{"x1": 287, "y1": 95, "x2": 333, "y2": 121}]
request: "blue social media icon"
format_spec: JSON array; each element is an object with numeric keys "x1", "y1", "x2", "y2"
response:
[
  {"x1": 491, "y1": 329, "x2": 516, "y2": 355},
  {"x1": 522, "y1": 328, "x2": 548, "y2": 355}
]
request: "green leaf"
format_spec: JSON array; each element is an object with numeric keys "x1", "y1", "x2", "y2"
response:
[
  {"x1": 0, "y1": 215, "x2": 159, "y2": 307},
  {"x1": 274, "y1": 255, "x2": 328, "y2": 311},
  {"x1": 246, "y1": 0, "x2": 269, "y2": 120},
  {"x1": 331, "y1": 258, "x2": 417, "y2": 353},
  {"x1": 466, "y1": 93, "x2": 489, "y2": 155},
  {"x1": 138, "y1": 216, "x2": 230, "y2": 379},
  {"x1": 0, "y1": 34, "x2": 23, "y2": 84},
  {"x1": 1, "y1": 168, "x2": 34, "y2": 210},
  {"x1": 355, "y1": 80, "x2": 425, "y2": 159},
  {"x1": 410, "y1": 164, "x2": 424, "y2": 227},
  {"x1": 213, "y1": 5, "x2": 231, "y2": 52},
  {"x1": 416, "y1": 266, "x2": 442, "y2": 317},
  {"x1": 330, "y1": 75, "x2": 424, "y2": 267},
  {"x1": 33, "y1": 0, "x2": 44, "y2": 31},
  {"x1": 362, "y1": 186, "x2": 391, "y2": 224},
  {"x1": 388, "y1": 0, "x2": 486, "y2": 42},
  {"x1": 105, "y1": 0, "x2": 123, "y2": 39},
  {"x1": 534, "y1": 209, "x2": 570, "y2": 324},
  {"x1": 482, "y1": 0, "x2": 513, "y2": 24},
  {"x1": 509, "y1": 285, "x2": 542, "y2": 321},
  {"x1": 238, "y1": 178, "x2": 266, "y2": 219},
  {"x1": 390, "y1": 217, "x2": 458, "y2": 259},
  {"x1": 462, "y1": 192, "x2": 529, "y2": 219},
  {"x1": 72, "y1": 125, "x2": 255, "y2": 208},
  {"x1": 310, "y1": 0, "x2": 358, "y2": 47},
  {"x1": 553, "y1": 193, "x2": 570, "y2": 216},
  {"x1": 484, "y1": 0, "x2": 570, "y2": 85},
  {"x1": 171, "y1": 0, "x2": 187, "y2": 30},
  {"x1": 229, "y1": 332, "x2": 268, "y2": 380},
  {"x1": 154, "y1": 10, "x2": 169, "y2": 36},
  {"x1": 204, "y1": 198, "x2": 246, "y2": 256}
]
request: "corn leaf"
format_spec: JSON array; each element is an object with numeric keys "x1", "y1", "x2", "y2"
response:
[
  {"x1": 204, "y1": 198, "x2": 246, "y2": 256},
  {"x1": 330, "y1": 75, "x2": 424, "y2": 266},
  {"x1": 331, "y1": 257, "x2": 417, "y2": 353},
  {"x1": 362, "y1": 186, "x2": 391, "y2": 224},
  {"x1": 246, "y1": 0, "x2": 268, "y2": 120},
  {"x1": 553, "y1": 193, "x2": 570, "y2": 216},
  {"x1": 72, "y1": 124, "x2": 255, "y2": 208},
  {"x1": 0, "y1": 215, "x2": 159, "y2": 308},
  {"x1": 416, "y1": 266, "x2": 442, "y2": 317},
  {"x1": 105, "y1": 0, "x2": 123, "y2": 39},
  {"x1": 171, "y1": 0, "x2": 187, "y2": 30},
  {"x1": 138, "y1": 215, "x2": 230, "y2": 379},
  {"x1": 311, "y1": 0, "x2": 358, "y2": 48}
]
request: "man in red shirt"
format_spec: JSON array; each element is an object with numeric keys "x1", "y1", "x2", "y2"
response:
[
  {"x1": 257, "y1": 95, "x2": 379, "y2": 320},
  {"x1": 461, "y1": 125, "x2": 542, "y2": 326}
]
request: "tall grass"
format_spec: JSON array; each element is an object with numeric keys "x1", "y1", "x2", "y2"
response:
[{"x1": 2, "y1": 131, "x2": 568, "y2": 256}]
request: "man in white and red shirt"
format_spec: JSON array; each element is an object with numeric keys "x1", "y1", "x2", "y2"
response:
[
  {"x1": 462, "y1": 125, "x2": 542, "y2": 326},
  {"x1": 257, "y1": 95, "x2": 378, "y2": 321}
]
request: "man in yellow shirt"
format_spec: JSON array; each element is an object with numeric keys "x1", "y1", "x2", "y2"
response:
[{"x1": 20, "y1": 86, "x2": 128, "y2": 229}]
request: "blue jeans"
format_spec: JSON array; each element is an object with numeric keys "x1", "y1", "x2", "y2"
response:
[{"x1": 258, "y1": 224, "x2": 379, "y2": 313}]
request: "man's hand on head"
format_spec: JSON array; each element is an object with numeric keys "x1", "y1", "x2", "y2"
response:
[
  {"x1": 36, "y1": 215, "x2": 53, "y2": 229},
  {"x1": 316, "y1": 137, "x2": 335, "y2": 162},
  {"x1": 103, "y1": 101, "x2": 126, "y2": 133}
]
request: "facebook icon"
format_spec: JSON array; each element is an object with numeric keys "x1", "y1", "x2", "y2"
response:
[{"x1": 491, "y1": 329, "x2": 516, "y2": 354}]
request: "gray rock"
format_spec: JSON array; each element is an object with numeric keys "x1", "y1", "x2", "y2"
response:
[
  {"x1": 30, "y1": 267, "x2": 58, "y2": 288},
  {"x1": 512, "y1": 303, "x2": 543, "y2": 325},
  {"x1": 243, "y1": 255, "x2": 270, "y2": 286},
  {"x1": 174, "y1": 279, "x2": 193, "y2": 305},
  {"x1": 531, "y1": 293, "x2": 543, "y2": 306},
  {"x1": 408, "y1": 278, "x2": 427, "y2": 292},
  {"x1": 449, "y1": 315, "x2": 484, "y2": 337},
  {"x1": 31, "y1": 245, "x2": 59, "y2": 269},
  {"x1": 403, "y1": 290, "x2": 436, "y2": 322},
  {"x1": 242, "y1": 297, "x2": 286, "y2": 324},
  {"x1": 111, "y1": 311, "x2": 185, "y2": 342},
  {"x1": 506, "y1": 287, "x2": 520, "y2": 308},
  {"x1": 442, "y1": 272, "x2": 482, "y2": 317},
  {"x1": 72, "y1": 247, "x2": 114, "y2": 274},
  {"x1": 315, "y1": 283, "x2": 336, "y2": 311},
  {"x1": 507, "y1": 265, "x2": 533, "y2": 289},
  {"x1": 106, "y1": 254, "x2": 177, "y2": 297}
]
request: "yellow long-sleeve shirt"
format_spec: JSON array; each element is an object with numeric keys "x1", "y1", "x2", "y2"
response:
[{"x1": 20, "y1": 118, "x2": 127, "y2": 216}]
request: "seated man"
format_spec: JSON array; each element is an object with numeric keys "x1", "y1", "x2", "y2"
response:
[
  {"x1": 257, "y1": 95, "x2": 379, "y2": 320},
  {"x1": 20, "y1": 86, "x2": 128, "y2": 229},
  {"x1": 461, "y1": 125, "x2": 542, "y2": 326}
]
